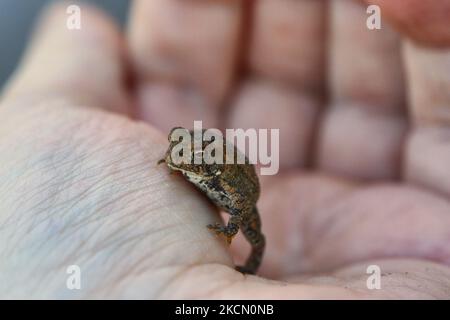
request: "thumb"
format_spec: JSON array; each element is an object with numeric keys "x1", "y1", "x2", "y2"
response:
[
  {"x1": 1, "y1": 2, "x2": 130, "y2": 114},
  {"x1": 363, "y1": 0, "x2": 450, "y2": 47}
]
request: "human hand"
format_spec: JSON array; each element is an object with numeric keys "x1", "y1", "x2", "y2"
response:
[{"x1": 1, "y1": 0, "x2": 449, "y2": 299}]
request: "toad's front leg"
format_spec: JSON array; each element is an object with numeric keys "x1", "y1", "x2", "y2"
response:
[{"x1": 207, "y1": 214, "x2": 242, "y2": 244}]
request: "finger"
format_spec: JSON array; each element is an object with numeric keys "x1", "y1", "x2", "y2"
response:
[
  {"x1": 299, "y1": 184, "x2": 450, "y2": 272},
  {"x1": 248, "y1": 0, "x2": 326, "y2": 94},
  {"x1": 404, "y1": 42, "x2": 450, "y2": 196},
  {"x1": 232, "y1": 173, "x2": 450, "y2": 278},
  {"x1": 362, "y1": 0, "x2": 450, "y2": 47},
  {"x1": 227, "y1": 79, "x2": 319, "y2": 168},
  {"x1": 286, "y1": 259, "x2": 450, "y2": 298},
  {"x1": 1, "y1": 2, "x2": 129, "y2": 114},
  {"x1": 317, "y1": 0, "x2": 407, "y2": 180},
  {"x1": 227, "y1": 0, "x2": 326, "y2": 168},
  {"x1": 128, "y1": 0, "x2": 242, "y2": 130}
]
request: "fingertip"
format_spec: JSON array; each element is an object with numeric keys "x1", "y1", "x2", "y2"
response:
[
  {"x1": 128, "y1": 0, "x2": 243, "y2": 108},
  {"x1": 364, "y1": 0, "x2": 450, "y2": 47},
  {"x1": 227, "y1": 79, "x2": 320, "y2": 169},
  {"x1": 317, "y1": 104, "x2": 407, "y2": 180}
]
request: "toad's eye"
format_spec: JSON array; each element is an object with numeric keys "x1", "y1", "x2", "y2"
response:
[{"x1": 205, "y1": 164, "x2": 220, "y2": 176}]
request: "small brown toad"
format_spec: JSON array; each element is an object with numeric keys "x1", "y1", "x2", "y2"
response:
[{"x1": 158, "y1": 127, "x2": 265, "y2": 274}]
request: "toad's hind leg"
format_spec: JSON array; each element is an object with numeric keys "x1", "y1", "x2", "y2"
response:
[{"x1": 235, "y1": 208, "x2": 265, "y2": 275}]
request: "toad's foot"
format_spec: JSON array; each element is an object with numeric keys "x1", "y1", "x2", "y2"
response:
[
  {"x1": 207, "y1": 223, "x2": 238, "y2": 244},
  {"x1": 207, "y1": 216, "x2": 241, "y2": 244},
  {"x1": 235, "y1": 265, "x2": 255, "y2": 275}
]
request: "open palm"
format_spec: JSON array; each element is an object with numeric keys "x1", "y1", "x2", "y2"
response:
[{"x1": 1, "y1": 0, "x2": 450, "y2": 299}]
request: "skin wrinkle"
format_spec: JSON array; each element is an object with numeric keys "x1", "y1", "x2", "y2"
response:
[
  {"x1": 117, "y1": 238, "x2": 190, "y2": 280},
  {"x1": 123, "y1": 239, "x2": 194, "y2": 280},
  {"x1": 14, "y1": 127, "x2": 154, "y2": 234},
  {"x1": 408, "y1": 272, "x2": 448, "y2": 297},
  {"x1": 361, "y1": 0, "x2": 450, "y2": 47},
  {"x1": 2, "y1": 145, "x2": 76, "y2": 225},
  {"x1": 287, "y1": 259, "x2": 450, "y2": 298},
  {"x1": 97, "y1": 265, "x2": 180, "y2": 299},
  {"x1": 88, "y1": 268, "x2": 171, "y2": 299},
  {"x1": 20, "y1": 201, "x2": 185, "y2": 298},
  {"x1": 314, "y1": 231, "x2": 429, "y2": 272},
  {"x1": 306, "y1": 185, "x2": 380, "y2": 241},
  {"x1": 214, "y1": 278, "x2": 361, "y2": 300},
  {"x1": 380, "y1": 275, "x2": 436, "y2": 299},
  {"x1": 85, "y1": 230, "x2": 157, "y2": 281},
  {"x1": 92, "y1": 213, "x2": 177, "y2": 260},
  {"x1": 21, "y1": 154, "x2": 126, "y2": 235},
  {"x1": 70, "y1": 183, "x2": 159, "y2": 232},
  {"x1": 192, "y1": 273, "x2": 244, "y2": 300},
  {"x1": 3, "y1": 112, "x2": 450, "y2": 298},
  {"x1": 30, "y1": 181, "x2": 170, "y2": 268},
  {"x1": 44, "y1": 165, "x2": 220, "y2": 296},
  {"x1": 0, "y1": 114, "x2": 121, "y2": 222},
  {"x1": 292, "y1": 184, "x2": 446, "y2": 270},
  {"x1": 2, "y1": 1, "x2": 450, "y2": 299},
  {"x1": 3, "y1": 235, "x2": 81, "y2": 298},
  {"x1": 44, "y1": 161, "x2": 158, "y2": 231},
  {"x1": 24, "y1": 267, "x2": 56, "y2": 298},
  {"x1": 159, "y1": 263, "x2": 241, "y2": 299},
  {"x1": 354, "y1": 275, "x2": 429, "y2": 299},
  {"x1": 95, "y1": 237, "x2": 222, "y2": 298},
  {"x1": 241, "y1": 173, "x2": 356, "y2": 277},
  {"x1": 33, "y1": 138, "x2": 138, "y2": 180},
  {"x1": 291, "y1": 179, "x2": 356, "y2": 273},
  {"x1": 48, "y1": 194, "x2": 147, "y2": 264},
  {"x1": 0, "y1": 139, "x2": 72, "y2": 191}
]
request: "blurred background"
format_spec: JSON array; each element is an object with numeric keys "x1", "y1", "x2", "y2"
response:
[{"x1": 0, "y1": 0, "x2": 129, "y2": 89}]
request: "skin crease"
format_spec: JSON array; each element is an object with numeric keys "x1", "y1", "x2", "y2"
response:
[
  {"x1": 0, "y1": 0, "x2": 450, "y2": 298},
  {"x1": 362, "y1": 0, "x2": 450, "y2": 47}
]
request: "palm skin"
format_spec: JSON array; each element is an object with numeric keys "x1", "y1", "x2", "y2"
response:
[{"x1": 1, "y1": 0, "x2": 450, "y2": 299}]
